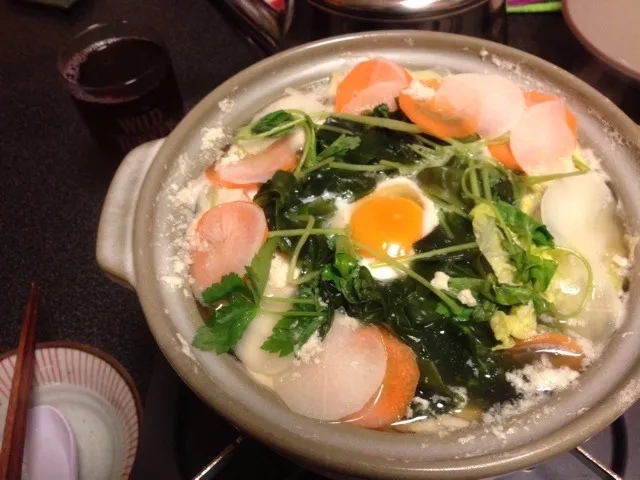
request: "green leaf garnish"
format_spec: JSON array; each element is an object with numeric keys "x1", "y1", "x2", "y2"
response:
[
  {"x1": 246, "y1": 237, "x2": 280, "y2": 298},
  {"x1": 194, "y1": 240, "x2": 280, "y2": 354},
  {"x1": 261, "y1": 285, "x2": 329, "y2": 357},
  {"x1": 251, "y1": 110, "x2": 296, "y2": 135},
  {"x1": 202, "y1": 273, "x2": 251, "y2": 305},
  {"x1": 372, "y1": 103, "x2": 390, "y2": 118},
  {"x1": 193, "y1": 300, "x2": 257, "y2": 354},
  {"x1": 316, "y1": 134, "x2": 361, "y2": 163},
  {"x1": 493, "y1": 200, "x2": 554, "y2": 247}
]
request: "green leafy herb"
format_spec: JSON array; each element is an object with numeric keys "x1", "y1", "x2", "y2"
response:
[
  {"x1": 448, "y1": 276, "x2": 533, "y2": 307},
  {"x1": 202, "y1": 273, "x2": 250, "y2": 305},
  {"x1": 251, "y1": 110, "x2": 296, "y2": 135},
  {"x1": 261, "y1": 284, "x2": 330, "y2": 357},
  {"x1": 372, "y1": 103, "x2": 390, "y2": 118},
  {"x1": 493, "y1": 200, "x2": 554, "y2": 247},
  {"x1": 316, "y1": 134, "x2": 361, "y2": 163},
  {"x1": 471, "y1": 300, "x2": 498, "y2": 323},
  {"x1": 246, "y1": 237, "x2": 280, "y2": 298},
  {"x1": 499, "y1": 238, "x2": 558, "y2": 292},
  {"x1": 193, "y1": 240, "x2": 279, "y2": 354},
  {"x1": 532, "y1": 293, "x2": 552, "y2": 315},
  {"x1": 192, "y1": 299, "x2": 257, "y2": 353}
]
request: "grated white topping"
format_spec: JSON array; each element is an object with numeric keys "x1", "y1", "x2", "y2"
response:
[
  {"x1": 294, "y1": 332, "x2": 325, "y2": 365},
  {"x1": 201, "y1": 127, "x2": 226, "y2": 150},
  {"x1": 506, "y1": 356, "x2": 580, "y2": 397},
  {"x1": 402, "y1": 79, "x2": 436, "y2": 101},
  {"x1": 457, "y1": 289, "x2": 478, "y2": 307},
  {"x1": 430, "y1": 271, "x2": 450, "y2": 290}
]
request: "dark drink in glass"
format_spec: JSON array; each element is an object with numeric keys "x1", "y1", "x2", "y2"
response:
[{"x1": 58, "y1": 22, "x2": 184, "y2": 159}]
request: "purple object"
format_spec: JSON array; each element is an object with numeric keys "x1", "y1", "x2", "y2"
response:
[{"x1": 22, "y1": 405, "x2": 78, "y2": 480}]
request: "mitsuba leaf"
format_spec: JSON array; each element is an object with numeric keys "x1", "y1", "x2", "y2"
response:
[
  {"x1": 316, "y1": 134, "x2": 361, "y2": 162},
  {"x1": 435, "y1": 302, "x2": 473, "y2": 320},
  {"x1": 251, "y1": 110, "x2": 296, "y2": 135},
  {"x1": 522, "y1": 255, "x2": 558, "y2": 292},
  {"x1": 195, "y1": 242, "x2": 282, "y2": 354},
  {"x1": 372, "y1": 103, "x2": 390, "y2": 118},
  {"x1": 321, "y1": 253, "x2": 383, "y2": 306},
  {"x1": 202, "y1": 273, "x2": 251, "y2": 305},
  {"x1": 261, "y1": 285, "x2": 330, "y2": 357},
  {"x1": 194, "y1": 301, "x2": 257, "y2": 354},
  {"x1": 246, "y1": 238, "x2": 280, "y2": 299}
]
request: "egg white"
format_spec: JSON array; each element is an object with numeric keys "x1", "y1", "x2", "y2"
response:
[{"x1": 330, "y1": 177, "x2": 439, "y2": 281}]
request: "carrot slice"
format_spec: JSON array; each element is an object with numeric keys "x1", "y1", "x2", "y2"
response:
[
  {"x1": 336, "y1": 58, "x2": 412, "y2": 114},
  {"x1": 207, "y1": 138, "x2": 298, "y2": 188},
  {"x1": 340, "y1": 81, "x2": 409, "y2": 115},
  {"x1": 524, "y1": 90, "x2": 578, "y2": 136},
  {"x1": 342, "y1": 327, "x2": 419, "y2": 429},
  {"x1": 189, "y1": 201, "x2": 268, "y2": 296},
  {"x1": 398, "y1": 78, "x2": 477, "y2": 139},
  {"x1": 509, "y1": 332, "x2": 584, "y2": 371},
  {"x1": 488, "y1": 143, "x2": 521, "y2": 171}
]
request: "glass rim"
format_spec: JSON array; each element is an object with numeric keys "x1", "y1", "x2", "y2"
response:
[{"x1": 57, "y1": 20, "x2": 169, "y2": 95}]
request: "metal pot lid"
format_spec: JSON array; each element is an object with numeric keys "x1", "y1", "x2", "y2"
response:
[{"x1": 306, "y1": 0, "x2": 489, "y2": 21}]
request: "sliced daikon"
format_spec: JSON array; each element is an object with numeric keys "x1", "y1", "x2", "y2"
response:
[
  {"x1": 435, "y1": 74, "x2": 525, "y2": 139},
  {"x1": 510, "y1": 100, "x2": 576, "y2": 175},
  {"x1": 273, "y1": 312, "x2": 387, "y2": 421}
]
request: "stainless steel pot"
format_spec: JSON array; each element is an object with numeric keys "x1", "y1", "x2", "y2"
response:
[
  {"x1": 97, "y1": 31, "x2": 640, "y2": 479},
  {"x1": 218, "y1": 0, "x2": 506, "y2": 54}
]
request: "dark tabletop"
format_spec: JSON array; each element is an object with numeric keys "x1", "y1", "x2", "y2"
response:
[
  {"x1": 1, "y1": 1, "x2": 638, "y2": 404},
  {"x1": 0, "y1": 0, "x2": 258, "y2": 396}
]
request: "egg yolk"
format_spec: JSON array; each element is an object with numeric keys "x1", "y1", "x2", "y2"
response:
[{"x1": 350, "y1": 195, "x2": 424, "y2": 258}]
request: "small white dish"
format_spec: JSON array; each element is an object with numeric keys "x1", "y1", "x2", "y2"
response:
[{"x1": 0, "y1": 342, "x2": 142, "y2": 480}]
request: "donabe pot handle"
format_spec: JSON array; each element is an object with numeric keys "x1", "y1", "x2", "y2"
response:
[{"x1": 96, "y1": 139, "x2": 164, "y2": 290}]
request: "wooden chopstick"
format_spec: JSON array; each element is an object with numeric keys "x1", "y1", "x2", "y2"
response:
[{"x1": 0, "y1": 283, "x2": 40, "y2": 480}]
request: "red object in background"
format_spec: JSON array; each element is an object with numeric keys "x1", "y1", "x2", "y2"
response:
[{"x1": 265, "y1": 0, "x2": 284, "y2": 12}]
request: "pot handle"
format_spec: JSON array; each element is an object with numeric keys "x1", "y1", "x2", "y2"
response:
[{"x1": 96, "y1": 139, "x2": 164, "y2": 290}]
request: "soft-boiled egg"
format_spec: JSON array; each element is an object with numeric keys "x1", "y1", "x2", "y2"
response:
[{"x1": 330, "y1": 177, "x2": 439, "y2": 280}]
